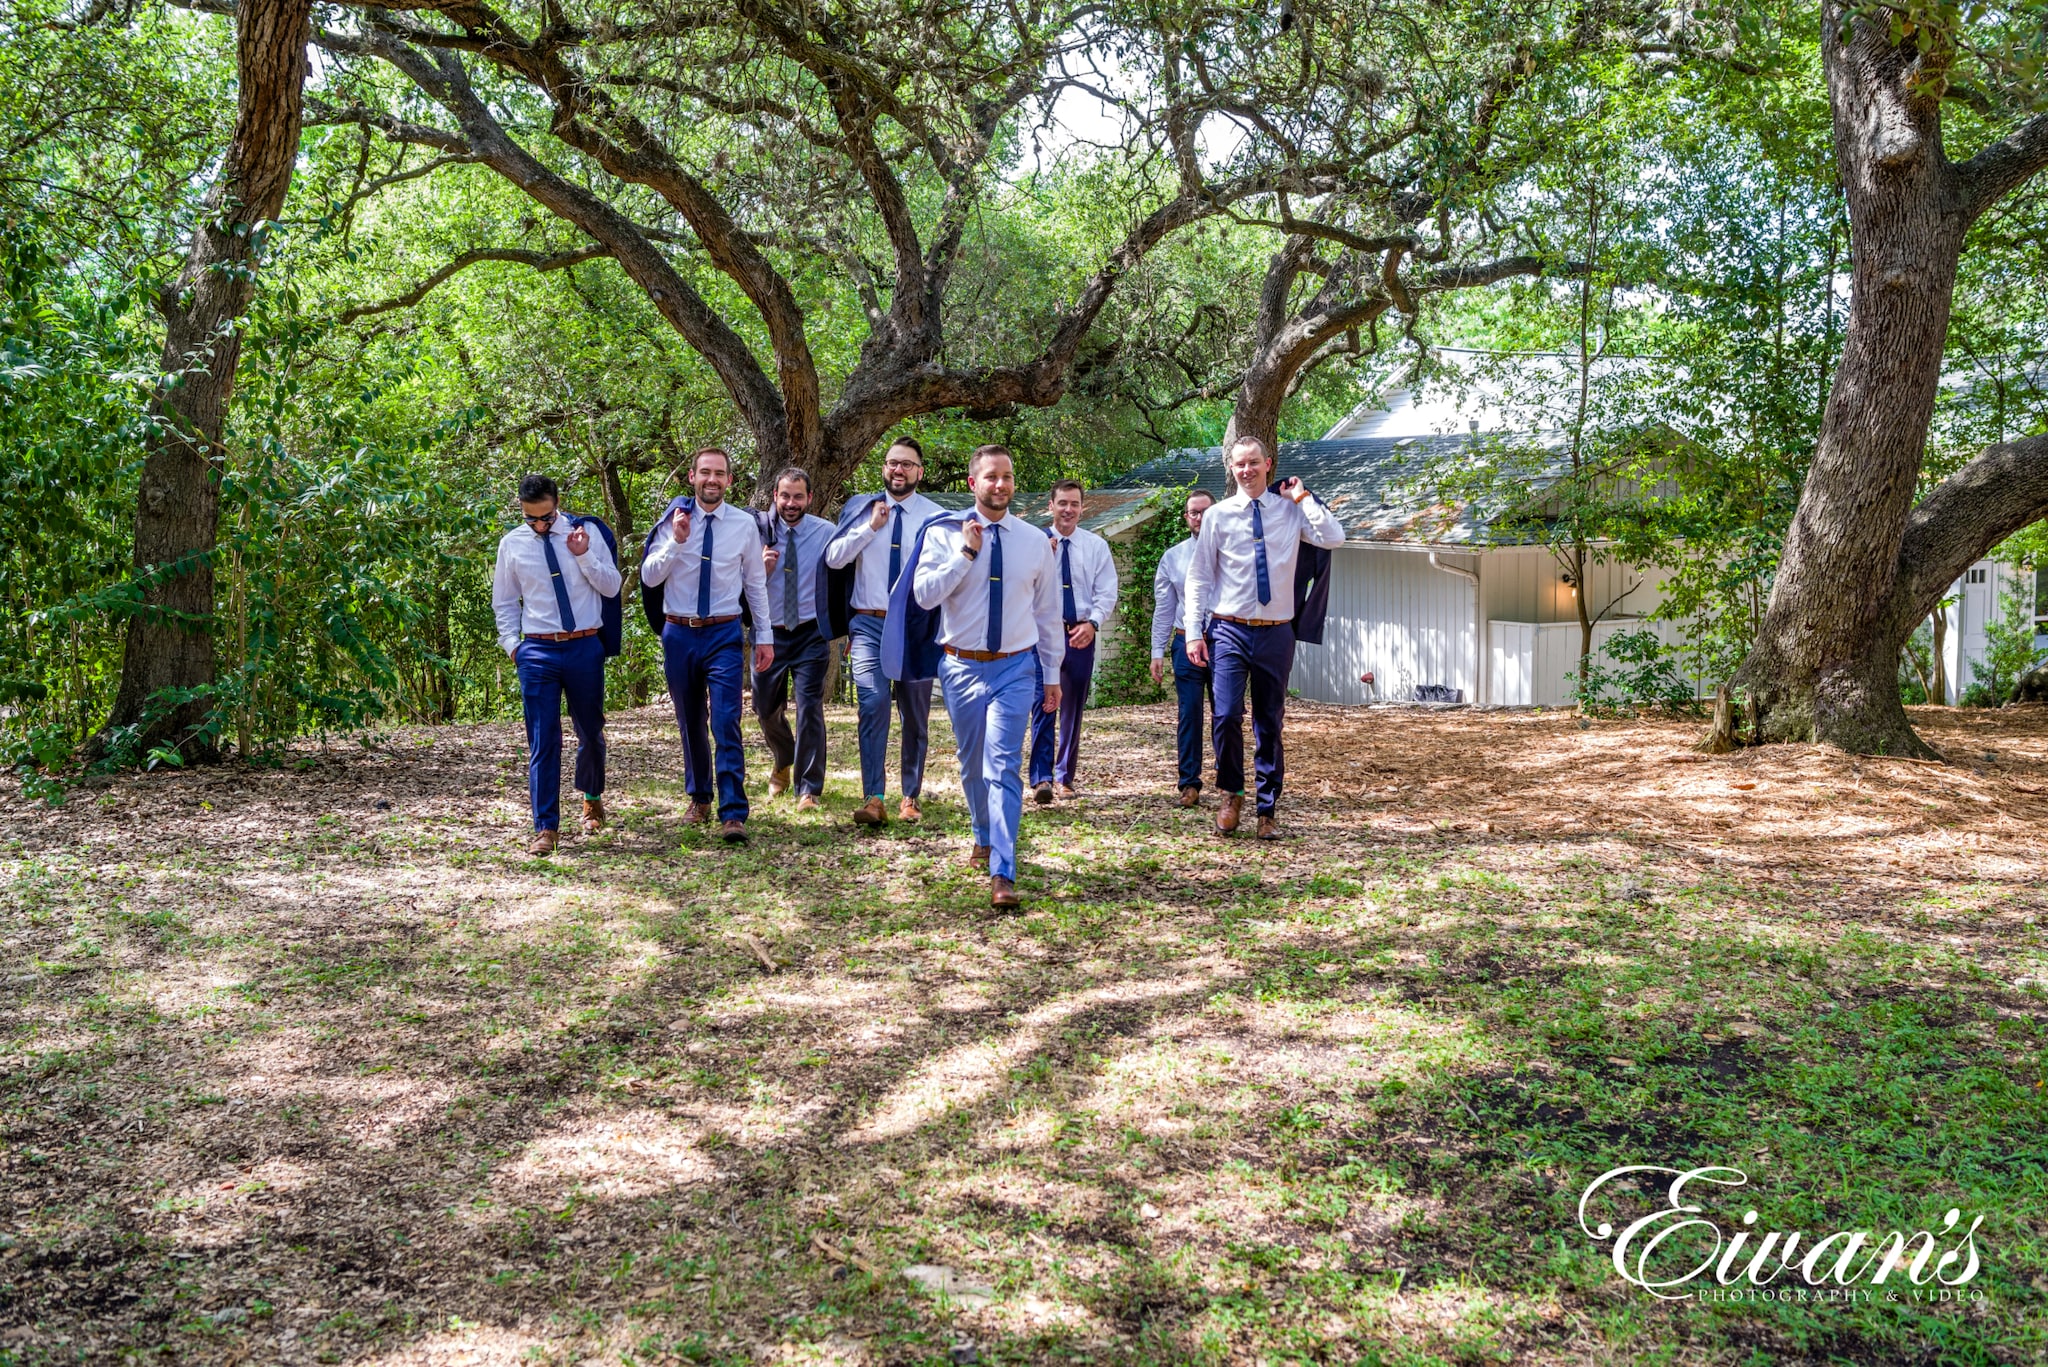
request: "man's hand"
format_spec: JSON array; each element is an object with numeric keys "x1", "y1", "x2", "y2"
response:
[
  {"x1": 1042, "y1": 683, "x2": 1062, "y2": 714},
  {"x1": 1149, "y1": 657, "x2": 1165, "y2": 686},
  {"x1": 1068, "y1": 621, "x2": 1096, "y2": 650},
  {"x1": 868, "y1": 498, "x2": 891, "y2": 531},
  {"x1": 763, "y1": 544, "x2": 781, "y2": 575},
  {"x1": 565, "y1": 524, "x2": 590, "y2": 556},
  {"x1": 1186, "y1": 639, "x2": 1210, "y2": 668},
  {"x1": 1277, "y1": 476, "x2": 1310, "y2": 505},
  {"x1": 670, "y1": 506, "x2": 692, "y2": 542},
  {"x1": 961, "y1": 519, "x2": 983, "y2": 556},
  {"x1": 754, "y1": 644, "x2": 775, "y2": 675}
]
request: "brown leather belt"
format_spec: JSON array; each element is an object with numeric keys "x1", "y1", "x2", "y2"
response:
[
  {"x1": 665, "y1": 613, "x2": 741, "y2": 628},
  {"x1": 524, "y1": 627, "x2": 600, "y2": 642},
  {"x1": 944, "y1": 644, "x2": 1030, "y2": 662},
  {"x1": 1213, "y1": 613, "x2": 1290, "y2": 628},
  {"x1": 853, "y1": 608, "x2": 888, "y2": 618}
]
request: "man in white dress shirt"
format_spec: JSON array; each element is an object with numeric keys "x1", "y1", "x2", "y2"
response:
[
  {"x1": 754, "y1": 467, "x2": 836, "y2": 811},
  {"x1": 1028, "y1": 481, "x2": 1120, "y2": 802},
  {"x1": 1149, "y1": 489, "x2": 1216, "y2": 808},
  {"x1": 823, "y1": 437, "x2": 943, "y2": 827},
  {"x1": 910, "y1": 445, "x2": 1065, "y2": 909},
  {"x1": 491, "y1": 474, "x2": 623, "y2": 856},
  {"x1": 1185, "y1": 437, "x2": 1347, "y2": 839},
  {"x1": 640, "y1": 447, "x2": 773, "y2": 842}
]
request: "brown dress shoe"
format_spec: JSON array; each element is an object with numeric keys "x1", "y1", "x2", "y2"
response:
[
  {"x1": 1033, "y1": 782, "x2": 1054, "y2": 805},
  {"x1": 720, "y1": 819, "x2": 748, "y2": 843},
  {"x1": 1177, "y1": 786, "x2": 1200, "y2": 809},
  {"x1": 527, "y1": 829, "x2": 558, "y2": 856},
  {"x1": 1256, "y1": 815, "x2": 1280, "y2": 841},
  {"x1": 581, "y1": 798, "x2": 606, "y2": 835},
  {"x1": 851, "y1": 796, "x2": 887, "y2": 826},
  {"x1": 795, "y1": 794, "x2": 821, "y2": 812},
  {"x1": 898, "y1": 796, "x2": 922, "y2": 822},
  {"x1": 684, "y1": 800, "x2": 713, "y2": 825},
  {"x1": 768, "y1": 765, "x2": 793, "y2": 798},
  {"x1": 1055, "y1": 783, "x2": 1078, "y2": 799},
  {"x1": 990, "y1": 876, "x2": 1021, "y2": 909},
  {"x1": 966, "y1": 844, "x2": 992, "y2": 872},
  {"x1": 1215, "y1": 793, "x2": 1243, "y2": 836}
]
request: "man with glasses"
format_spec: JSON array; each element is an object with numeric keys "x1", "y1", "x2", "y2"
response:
[
  {"x1": 492, "y1": 474, "x2": 622, "y2": 856},
  {"x1": 823, "y1": 436, "x2": 942, "y2": 827}
]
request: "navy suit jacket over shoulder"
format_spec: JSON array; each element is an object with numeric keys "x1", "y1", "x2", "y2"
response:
[
  {"x1": 820, "y1": 493, "x2": 884, "y2": 640},
  {"x1": 1294, "y1": 544, "x2": 1333, "y2": 645},
  {"x1": 880, "y1": 510, "x2": 973, "y2": 684},
  {"x1": 639, "y1": 496, "x2": 777, "y2": 637}
]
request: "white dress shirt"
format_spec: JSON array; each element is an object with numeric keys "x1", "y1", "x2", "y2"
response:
[
  {"x1": 1184, "y1": 488, "x2": 1346, "y2": 634},
  {"x1": 824, "y1": 490, "x2": 944, "y2": 611},
  {"x1": 1151, "y1": 536, "x2": 1201, "y2": 658},
  {"x1": 765, "y1": 512, "x2": 835, "y2": 630},
  {"x1": 1045, "y1": 524, "x2": 1119, "y2": 628},
  {"x1": 492, "y1": 514, "x2": 624, "y2": 655},
  {"x1": 913, "y1": 511, "x2": 1067, "y2": 682},
  {"x1": 640, "y1": 500, "x2": 771, "y2": 625}
]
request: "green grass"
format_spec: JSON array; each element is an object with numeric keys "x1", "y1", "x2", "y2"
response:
[{"x1": 0, "y1": 702, "x2": 2043, "y2": 1364}]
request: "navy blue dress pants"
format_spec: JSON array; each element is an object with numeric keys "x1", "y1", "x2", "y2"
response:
[
  {"x1": 516, "y1": 634, "x2": 606, "y2": 832},
  {"x1": 1209, "y1": 619, "x2": 1295, "y2": 816},
  {"x1": 1029, "y1": 635, "x2": 1095, "y2": 787},
  {"x1": 661, "y1": 618, "x2": 750, "y2": 823},
  {"x1": 1171, "y1": 631, "x2": 1212, "y2": 791},
  {"x1": 754, "y1": 621, "x2": 829, "y2": 797}
]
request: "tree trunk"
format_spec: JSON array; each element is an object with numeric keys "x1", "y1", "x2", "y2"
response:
[
  {"x1": 93, "y1": 0, "x2": 311, "y2": 765},
  {"x1": 1929, "y1": 607, "x2": 1948, "y2": 705},
  {"x1": 1728, "y1": 2, "x2": 2034, "y2": 757}
]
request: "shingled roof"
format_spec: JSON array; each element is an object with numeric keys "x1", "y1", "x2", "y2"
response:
[
  {"x1": 1101, "y1": 435, "x2": 1541, "y2": 545},
  {"x1": 922, "y1": 488, "x2": 1160, "y2": 538}
]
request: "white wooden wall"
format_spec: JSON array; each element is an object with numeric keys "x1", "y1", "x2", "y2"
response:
[{"x1": 1938, "y1": 559, "x2": 2027, "y2": 702}]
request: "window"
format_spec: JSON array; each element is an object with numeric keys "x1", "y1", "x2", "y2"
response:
[{"x1": 1966, "y1": 567, "x2": 1987, "y2": 584}]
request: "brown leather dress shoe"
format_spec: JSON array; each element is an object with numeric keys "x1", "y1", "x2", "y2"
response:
[
  {"x1": 898, "y1": 796, "x2": 922, "y2": 822},
  {"x1": 796, "y1": 794, "x2": 821, "y2": 812},
  {"x1": 1177, "y1": 786, "x2": 1200, "y2": 809},
  {"x1": 1216, "y1": 793, "x2": 1243, "y2": 836},
  {"x1": 527, "y1": 829, "x2": 558, "y2": 856},
  {"x1": 720, "y1": 819, "x2": 747, "y2": 843},
  {"x1": 966, "y1": 843, "x2": 992, "y2": 872},
  {"x1": 1055, "y1": 783, "x2": 1078, "y2": 799},
  {"x1": 768, "y1": 766, "x2": 793, "y2": 798},
  {"x1": 1256, "y1": 815, "x2": 1280, "y2": 841},
  {"x1": 581, "y1": 798, "x2": 606, "y2": 835},
  {"x1": 851, "y1": 796, "x2": 887, "y2": 826},
  {"x1": 684, "y1": 800, "x2": 713, "y2": 825},
  {"x1": 1033, "y1": 782, "x2": 1054, "y2": 805},
  {"x1": 990, "y1": 876, "x2": 1021, "y2": 909}
]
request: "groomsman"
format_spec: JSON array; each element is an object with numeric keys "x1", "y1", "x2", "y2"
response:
[
  {"x1": 1150, "y1": 489, "x2": 1216, "y2": 808},
  {"x1": 890, "y1": 445, "x2": 1064, "y2": 909},
  {"x1": 823, "y1": 437, "x2": 942, "y2": 826},
  {"x1": 1185, "y1": 437, "x2": 1346, "y2": 839},
  {"x1": 641, "y1": 447, "x2": 773, "y2": 843},
  {"x1": 492, "y1": 474, "x2": 623, "y2": 856},
  {"x1": 754, "y1": 467, "x2": 835, "y2": 811},
  {"x1": 1029, "y1": 481, "x2": 1119, "y2": 802}
]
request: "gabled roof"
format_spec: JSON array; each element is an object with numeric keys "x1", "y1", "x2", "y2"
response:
[{"x1": 1103, "y1": 435, "x2": 1535, "y2": 545}]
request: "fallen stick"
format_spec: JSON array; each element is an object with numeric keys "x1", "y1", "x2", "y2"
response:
[
  {"x1": 811, "y1": 1231, "x2": 883, "y2": 1276},
  {"x1": 739, "y1": 933, "x2": 780, "y2": 972}
]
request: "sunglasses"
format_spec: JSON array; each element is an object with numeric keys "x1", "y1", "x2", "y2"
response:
[{"x1": 522, "y1": 511, "x2": 558, "y2": 528}]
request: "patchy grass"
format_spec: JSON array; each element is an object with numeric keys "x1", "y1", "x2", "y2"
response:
[{"x1": 3, "y1": 701, "x2": 2046, "y2": 1365}]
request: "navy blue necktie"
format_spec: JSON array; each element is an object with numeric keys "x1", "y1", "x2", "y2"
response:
[
  {"x1": 695, "y1": 511, "x2": 715, "y2": 620},
  {"x1": 540, "y1": 528, "x2": 576, "y2": 631},
  {"x1": 887, "y1": 504, "x2": 904, "y2": 591},
  {"x1": 984, "y1": 522, "x2": 1003, "y2": 654},
  {"x1": 1059, "y1": 536, "x2": 1078, "y2": 624},
  {"x1": 782, "y1": 521, "x2": 800, "y2": 626},
  {"x1": 1250, "y1": 497, "x2": 1272, "y2": 607}
]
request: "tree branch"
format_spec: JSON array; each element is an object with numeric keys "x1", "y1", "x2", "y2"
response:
[
  {"x1": 336, "y1": 245, "x2": 611, "y2": 323},
  {"x1": 1961, "y1": 113, "x2": 2048, "y2": 220},
  {"x1": 1886, "y1": 434, "x2": 2048, "y2": 637}
]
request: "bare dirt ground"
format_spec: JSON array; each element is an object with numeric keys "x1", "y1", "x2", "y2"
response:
[{"x1": 4, "y1": 702, "x2": 2045, "y2": 1365}]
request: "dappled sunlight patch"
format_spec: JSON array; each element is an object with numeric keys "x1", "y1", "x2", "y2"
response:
[
  {"x1": 841, "y1": 970, "x2": 1223, "y2": 1144},
  {"x1": 354, "y1": 1322, "x2": 549, "y2": 1365},
  {"x1": 493, "y1": 1106, "x2": 720, "y2": 1203}
]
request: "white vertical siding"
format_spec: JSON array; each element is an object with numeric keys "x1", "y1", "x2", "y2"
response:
[{"x1": 1292, "y1": 546, "x2": 1478, "y2": 704}]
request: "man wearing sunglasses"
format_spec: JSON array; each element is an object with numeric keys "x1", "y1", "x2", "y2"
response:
[{"x1": 492, "y1": 473, "x2": 623, "y2": 856}]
